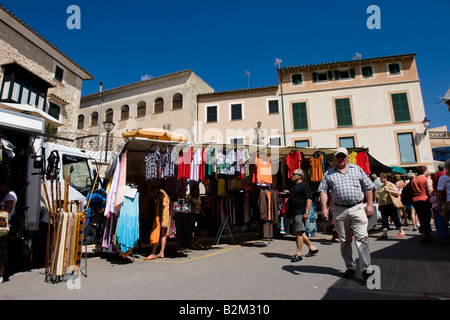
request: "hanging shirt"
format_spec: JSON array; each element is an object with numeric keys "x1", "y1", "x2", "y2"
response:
[
  {"x1": 216, "y1": 149, "x2": 226, "y2": 177},
  {"x1": 145, "y1": 146, "x2": 160, "y2": 180},
  {"x1": 348, "y1": 151, "x2": 357, "y2": 165},
  {"x1": 356, "y1": 152, "x2": 371, "y2": 175},
  {"x1": 286, "y1": 151, "x2": 302, "y2": 178},
  {"x1": 190, "y1": 148, "x2": 202, "y2": 181},
  {"x1": 170, "y1": 147, "x2": 178, "y2": 176},
  {"x1": 226, "y1": 149, "x2": 237, "y2": 177},
  {"x1": 159, "y1": 148, "x2": 171, "y2": 178},
  {"x1": 205, "y1": 147, "x2": 215, "y2": 178},
  {"x1": 256, "y1": 155, "x2": 272, "y2": 185},
  {"x1": 309, "y1": 153, "x2": 324, "y2": 182},
  {"x1": 177, "y1": 148, "x2": 192, "y2": 180}
]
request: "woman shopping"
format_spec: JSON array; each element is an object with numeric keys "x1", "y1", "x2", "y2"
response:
[
  {"x1": 411, "y1": 166, "x2": 433, "y2": 244},
  {"x1": 377, "y1": 173, "x2": 405, "y2": 240},
  {"x1": 187, "y1": 183, "x2": 206, "y2": 249},
  {"x1": 0, "y1": 179, "x2": 17, "y2": 284}
]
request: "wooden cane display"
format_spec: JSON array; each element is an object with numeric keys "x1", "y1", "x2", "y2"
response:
[{"x1": 44, "y1": 160, "x2": 89, "y2": 283}]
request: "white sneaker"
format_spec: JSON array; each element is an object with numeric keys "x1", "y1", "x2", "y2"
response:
[{"x1": 0, "y1": 277, "x2": 3, "y2": 283}]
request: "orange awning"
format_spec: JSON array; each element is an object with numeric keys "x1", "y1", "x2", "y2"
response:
[{"x1": 122, "y1": 128, "x2": 186, "y2": 142}]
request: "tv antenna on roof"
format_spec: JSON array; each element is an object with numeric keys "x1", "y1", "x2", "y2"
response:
[
  {"x1": 274, "y1": 58, "x2": 282, "y2": 68},
  {"x1": 353, "y1": 52, "x2": 362, "y2": 60},
  {"x1": 245, "y1": 71, "x2": 251, "y2": 88},
  {"x1": 435, "y1": 87, "x2": 450, "y2": 112}
]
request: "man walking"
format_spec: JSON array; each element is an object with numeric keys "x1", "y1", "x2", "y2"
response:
[
  {"x1": 318, "y1": 148, "x2": 375, "y2": 280},
  {"x1": 289, "y1": 169, "x2": 319, "y2": 262}
]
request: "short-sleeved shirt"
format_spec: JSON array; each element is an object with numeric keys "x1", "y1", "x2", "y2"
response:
[
  {"x1": 437, "y1": 174, "x2": 450, "y2": 202},
  {"x1": 318, "y1": 163, "x2": 374, "y2": 206},
  {"x1": 289, "y1": 182, "x2": 312, "y2": 216}
]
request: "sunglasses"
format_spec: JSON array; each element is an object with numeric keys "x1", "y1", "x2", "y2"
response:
[{"x1": 335, "y1": 154, "x2": 347, "y2": 159}]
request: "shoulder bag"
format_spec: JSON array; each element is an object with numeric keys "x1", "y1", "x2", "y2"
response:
[
  {"x1": 389, "y1": 193, "x2": 404, "y2": 209},
  {"x1": 386, "y1": 183, "x2": 404, "y2": 208}
]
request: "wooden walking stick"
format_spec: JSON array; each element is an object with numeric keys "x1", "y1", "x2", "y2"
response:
[
  {"x1": 64, "y1": 166, "x2": 69, "y2": 213},
  {"x1": 85, "y1": 167, "x2": 102, "y2": 215},
  {"x1": 42, "y1": 178, "x2": 51, "y2": 276}
]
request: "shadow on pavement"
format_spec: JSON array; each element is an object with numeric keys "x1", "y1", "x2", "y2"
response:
[{"x1": 322, "y1": 232, "x2": 450, "y2": 300}]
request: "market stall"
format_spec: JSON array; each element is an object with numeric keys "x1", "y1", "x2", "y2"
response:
[{"x1": 100, "y1": 128, "x2": 378, "y2": 260}]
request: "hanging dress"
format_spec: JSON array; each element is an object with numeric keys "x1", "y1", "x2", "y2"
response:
[
  {"x1": 115, "y1": 190, "x2": 140, "y2": 254},
  {"x1": 309, "y1": 152, "x2": 324, "y2": 182},
  {"x1": 145, "y1": 146, "x2": 160, "y2": 180}
]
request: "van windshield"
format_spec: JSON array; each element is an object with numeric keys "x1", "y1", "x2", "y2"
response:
[{"x1": 62, "y1": 155, "x2": 92, "y2": 195}]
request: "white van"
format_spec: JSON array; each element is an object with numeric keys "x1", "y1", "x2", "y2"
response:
[{"x1": 29, "y1": 142, "x2": 95, "y2": 230}]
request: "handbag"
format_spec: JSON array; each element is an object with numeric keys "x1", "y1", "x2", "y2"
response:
[
  {"x1": 389, "y1": 193, "x2": 404, "y2": 209},
  {"x1": 0, "y1": 210, "x2": 10, "y2": 237}
]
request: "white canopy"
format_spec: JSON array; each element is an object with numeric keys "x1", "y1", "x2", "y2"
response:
[{"x1": 0, "y1": 102, "x2": 63, "y2": 127}]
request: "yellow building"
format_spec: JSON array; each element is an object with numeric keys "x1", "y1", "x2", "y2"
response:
[{"x1": 197, "y1": 53, "x2": 434, "y2": 172}]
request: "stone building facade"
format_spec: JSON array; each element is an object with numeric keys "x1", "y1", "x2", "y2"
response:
[
  {"x1": 78, "y1": 69, "x2": 214, "y2": 153},
  {"x1": 278, "y1": 53, "x2": 434, "y2": 171},
  {"x1": 197, "y1": 86, "x2": 281, "y2": 146},
  {"x1": 0, "y1": 5, "x2": 93, "y2": 131},
  {"x1": 197, "y1": 53, "x2": 435, "y2": 172}
]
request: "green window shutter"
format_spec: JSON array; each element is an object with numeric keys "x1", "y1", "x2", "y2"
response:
[
  {"x1": 334, "y1": 70, "x2": 340, "y2": 80},
  {"x1": 312, "y1": 72, "x2": 318, "y2": 83},
  {"x1": 292, "y1": 102, "x2": 308, "y2": 130},
  {"x1": 292, "y1": 74, "x2": 303, "y2": 84},
  {"x1": 362, "y1": 66, "x2": 373, "y2": 77},
  {"x1": 350, "y1": 68, "x2": 356, "y2": 78},
  {"x1": 327, "y1": 71, "x2": 333, "y2": 81},
  {"x1": 335, "y1": 98, "x2": 353, "y2": 127},
  {"x1": 391, "y1": 93, "x2": 411, "y2": 122},
  {"x1": 389, "y1": 63, "x2": 401, "y2": 74}
]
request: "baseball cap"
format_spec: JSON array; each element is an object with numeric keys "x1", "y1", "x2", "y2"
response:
[{"x1": 334, "y1": 147, "x2": 348, "y2": 157}]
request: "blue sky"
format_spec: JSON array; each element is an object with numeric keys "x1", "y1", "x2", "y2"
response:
[{"x1": 3, "y1": 0, "x2": 449, "y2": 128}]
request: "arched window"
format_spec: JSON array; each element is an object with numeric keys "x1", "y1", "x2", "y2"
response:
[
  {"x1": 105, "y1": 108, "x2": 114, "y2": 122},
  {"x1": 154, "y1": 97, "x2": 164, "y2": 114},
  {"x1": 172, "y1": 93, "x2": 183, "y2": 110},
  {"x1": 78, "y1": 115, "x2": 85, "y2": 129},
  {"x1": 91, "y1": 112, "x2": 98, "y2": 126},
  {"x1": 137, "y1": 101, "x2": 146, "y2": 117},
  {"x1": 121, "y1": 105, "x2": 129, "y2": 121}
]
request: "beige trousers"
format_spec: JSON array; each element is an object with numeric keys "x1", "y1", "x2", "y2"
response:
[{"x1": 331, "y1": 203, "x2": 371, "y2": 273}]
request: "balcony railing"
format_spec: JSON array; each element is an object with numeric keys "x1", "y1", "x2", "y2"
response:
[{"x1": 429, "y1": 131, "x2": 450, "y2": 139}]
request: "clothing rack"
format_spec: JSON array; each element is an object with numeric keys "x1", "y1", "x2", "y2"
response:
[{"x1": 214, "y1": 215, "x2": 235, "y2": 245}]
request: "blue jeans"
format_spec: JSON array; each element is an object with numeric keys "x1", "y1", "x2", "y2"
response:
[
  {"x1": 432, "y1": 208, "x2": 449, "y2": 238},
  {"x1": 379, "y1": 204, "x2": 402, "y2": 230}
]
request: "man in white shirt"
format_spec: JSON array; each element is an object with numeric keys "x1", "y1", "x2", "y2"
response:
[{"x1": 437, "y1": 159, "x2": 450, "y2": 220}]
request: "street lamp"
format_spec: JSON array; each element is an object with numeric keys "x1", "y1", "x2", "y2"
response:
[
  {"x1": 422, "y1": 117, "x2": 430, "y2": 136},
  {"x1": 103, "y1": 119, "x2": 115, "y2": 162}
]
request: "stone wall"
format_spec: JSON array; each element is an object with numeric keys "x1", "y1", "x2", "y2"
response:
[{"x1": 0, "y1": 20, "x2": 83, "y2": 131}]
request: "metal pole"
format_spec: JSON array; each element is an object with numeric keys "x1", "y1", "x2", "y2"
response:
[
  {"x1": 104, "y1": 131, "x2": 109, "y2": 163},
  {"x1": 98, "y1": 82, "x2": 103, "y2": 163},
  {"x1": 279, "y1": 70, "x2": 287, "y2": 146}
]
